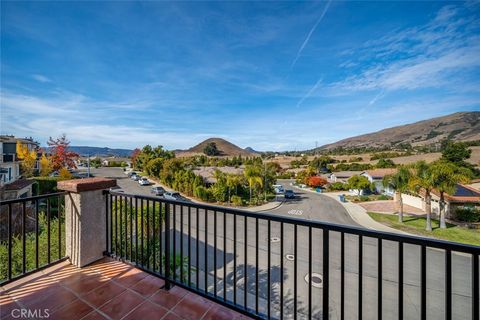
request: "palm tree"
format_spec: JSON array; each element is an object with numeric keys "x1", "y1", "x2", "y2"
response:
[
  {"x1": 244, "y1": 165, "x2": 263, "y2": 203},
  {"x1": 408, "y1": 161, "x2": 435, "y2": 231},
  {"x1": 382, "y1": 166, "x2": 412, "y2": 223},
  {"x1": 226, "y1": 174, "x2": 241, "y2": 203},
  {"x1": 429, "y1": 161, "x2": 470, "y2": 229}
]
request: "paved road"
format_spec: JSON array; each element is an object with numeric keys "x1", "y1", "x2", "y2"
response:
[
  {"x1": 269, "y1": 179, "x2": 358, "y2": 226},
  {"x1": 96, "y1": 168, "x2": 476, "y2": 320}
]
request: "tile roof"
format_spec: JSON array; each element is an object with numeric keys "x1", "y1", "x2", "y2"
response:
[
  {"x1": 363, "y1": 168, "x2": 397, "y2": 179},
  {"x1": 0, "y1": 179, "x2": 35, "y2": 191}
]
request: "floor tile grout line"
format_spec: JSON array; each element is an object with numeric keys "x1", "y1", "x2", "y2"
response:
[{"x1": 56, "y1": 274, "x2": 113, "y2": 320}]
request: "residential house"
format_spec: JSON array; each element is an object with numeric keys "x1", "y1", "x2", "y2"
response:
[
  {"x1": 360, "y1": 168, "x2": 397, "y2": 195},
  {"x1": 327, "y1": 171, "x2": 362, "y2": 183},
  {"x1": 402, "y1": 183, "x2": 480, "y2": 220},
  {"x1": 193, "y1": 166, "x2": 244, "y2": 186},
  {"x1": 0, "y1": 135, "x2": 39, "y2": 200}
]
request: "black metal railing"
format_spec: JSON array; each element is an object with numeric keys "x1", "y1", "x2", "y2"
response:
[
  {"x1": 0, "y1": 192, "x2": 67, "y2": 285},
  {"x1": 105, "y1": 191, "x2": 480, "y2": 320}
]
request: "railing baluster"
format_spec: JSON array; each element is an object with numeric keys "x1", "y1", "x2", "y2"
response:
[
  {"x1": 124, "y1": 196, "x2": 128, "y2": 260},
  {"x1": 120, "y1": 195, "x2": 123, "y2": 258},
  {"x1": 35, "y1": 199, "x2": 39, "y2": 269},
  {"x1": 378, "y1": 238, "x2": 382, "y2": 320},
  {"x1": 130, "y1": 197, "x2": 133, "y2": 262},
  {"x1": 214, "y1": 210, "x2": 217, "y2": 297},
  {"x1": 244, "y1": 216, "x2": 248, "y2": 311},
  {"x1": 398, "y1": 241, "x2": 403, "y2": 320},
  {"x1": 159, "y1": 201, "x2": 163, "y2": 274},
  {"x1": 22, "y1": 201, "x2": 26, "y2": 273},
  {"x1": 196, "y1": 207, "x2": 200, "y2": 290},
  {"x1": 105, "y1": 193, "x2": 109, "y2": 253},
  {"x1": 115, "y1": 195, "x2": 118, "y2": 256},
  {"x1": 267, "y1": 219, "x2": 271, "y2": 319},
  {"x1": 165, "y1": 202, "x2": 171, "y2": 289},
  {"x1": 153, "y1": 200, "x2": 156, "y2": 270},
  {"x1": 446, "y1": 249, "x2": 452, "y2": 320},
  {"x1": 256, "y1": 217, "x2": 259, "y2": 315},
  {"x1": 421, "y1": 245, "x2": 426, "y2": 320},
  {"x1": 180, "y1": 205, "x2": 184, "y2": 283},
  {"x1": 8, "y1": 203, "x2": 12, "y2": 281},
  {"x1": 173, "y1": 203, "x2": 176, "y2": 280},
  {"x1": 280, "y1": 222, "x2": 284, "y2": 320},
  {"x1": 188, "y1": 206, "x2": 191, "y2": 286},
  {"x1": 294, "y1": 224, "x2": 297, "y2": 320},
  {"x1": 234, "y1": 212, "x2": 237, "y2": 304},
  {"x1": 205, "y1": 208, "x2": 208, "y2": 293},
  {"x1": 323, "y1": 229, "x2": 329, "y2": 320},
  {"x1": 223, "y1": 211, "x2": 227, "y2": 301},
  {"x1": 111, "y1": 194, "x2": 114, "y2": 257},
  {"x1": 341, "y1": 232, "x2": 345, "y2": 320},
  {"x1": 473, "y1": 254, "x2": 479, "y2": 320},
  {"x1": 47, "y1": 198, "x2": 51, "y2": 264},
  {"x1": 358, "y1": 235, "x2": 363, "y2": 320},
  {"x1": 308, "y1": 226, "x2": 312, "y2": 320},
  {"x1": 135, "y1": 197, "x2": 138, "y2": 264},
  {"x1": 147, "y1": 199, "x2": 150, "y2": 269}
]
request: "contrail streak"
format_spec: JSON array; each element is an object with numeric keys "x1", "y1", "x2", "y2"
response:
[
  {"x1": 291, "y1": 0, "x2": 332, "y2": 68},
  {"x1": 296, "y1": 78, "x2": 322, "y2": 108}
]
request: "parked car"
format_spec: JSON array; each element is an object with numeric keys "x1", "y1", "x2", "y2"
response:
[
  {"x1": 151, "y1": 186, "x2": 165, "y2": 196},
  {"x1": 284, "y1": 190, "x2": 295, "y2": 199},
  {"x1": 109, "y1": 186, "x2": 124, "y2": 193},
  {"x1": 139, "y1": 177, "x2": 150, "y2": 186},
  {"x1": 163, "y1": 192, "x2": 185, "y2": 201},
  {"x1": 131, "y1": 174, "x2": 140, "y2": 181},
  {"x1": 128, "y1": 171, "x2": 137, "y2": 177},
  {"x1": 273, "y1": 184, "x2": 284, "y2": 194}
]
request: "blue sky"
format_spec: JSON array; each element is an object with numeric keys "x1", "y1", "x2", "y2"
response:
[{"x1": 1, "y1": 1, "x2": 479, "y2": 151}]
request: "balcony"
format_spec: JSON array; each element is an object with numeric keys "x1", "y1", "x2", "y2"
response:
[
  {"x1": 1, "y1": 257, "x2": 249, "y2": 320},
  {"x1": 1, "y1": 178, "x2": 479, "y2": 320}
]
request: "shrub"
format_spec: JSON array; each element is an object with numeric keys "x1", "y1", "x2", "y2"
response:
[
  {"x1": 194, "y1": 186, "x2": 213, "y2": 202},
  {"x1": 307, "y1": 176, "x2": 327, "y2": 188},
  {"x1": 327, "y1": 182, "x2": 347, "y2": 191},
  {"x1": 358, "y1": 195, "x2": 370, "y2": 202},
  {"x1": 377, "y1": 195, "x2": 391, "y2": 200},
  {"x1": 455, "y1": 207, "x2": 480, "y2": 223},
  {"x1": 33, "y1": 177, "x2": 60, "y2": 195},
  {"x1": 231, "y1": 195, "x2": 243, "y2": 206}
]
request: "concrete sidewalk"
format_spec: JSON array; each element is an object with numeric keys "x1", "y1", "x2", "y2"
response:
[
  {"x1": 322, "y1": 191, "x2": 408, "y2": 234},
  {"x1": 292, "y1": 185, "x2": 408, "y2": 234}
]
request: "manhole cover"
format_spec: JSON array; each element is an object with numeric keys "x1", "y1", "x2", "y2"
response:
[
  {"x1": 285, "y1": 254, "x2": 295, "y2": 261},
  {"x1": 270, "y1": 237, "x2": 281, "y2": 243},
  {"x1": 304, "y1": 273, "x2": 323, "y2": 288}
]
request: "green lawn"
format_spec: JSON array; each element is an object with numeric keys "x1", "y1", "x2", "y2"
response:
[{"x1": 367, "y1": 212, "x2": 480, "y2": 246}]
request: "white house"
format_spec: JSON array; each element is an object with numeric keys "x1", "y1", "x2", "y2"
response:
[
  {"x1": 360, "y1": 168, "x2": 397, "y2": 195},
  {"x1": 0, "y1": 135, "x2": 39, "y2": 200},
  {"x1": 327, "y1": 171, "x2": 362, "y2": 183}
]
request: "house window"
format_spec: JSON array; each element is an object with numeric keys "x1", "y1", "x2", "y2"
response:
[{"x1": 8, "y1": 168, "x2": 12, "y2": 182}]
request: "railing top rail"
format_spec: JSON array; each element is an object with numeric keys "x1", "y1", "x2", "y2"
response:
[
  {"x1": 107, "y1": 190, "x2": 480, "y2": 254},
  {"x1": 0, "y1": 191, "x2": 67, "y2": 205}
]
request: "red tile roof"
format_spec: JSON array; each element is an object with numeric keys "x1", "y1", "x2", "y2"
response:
[{"x1": 0, "y1": 179, "x2": 35, "y2": 191}]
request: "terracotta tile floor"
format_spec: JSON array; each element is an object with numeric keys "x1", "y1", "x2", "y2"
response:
[{"x1": 0, "y1": 257, "x2": 252, "y2": 320}]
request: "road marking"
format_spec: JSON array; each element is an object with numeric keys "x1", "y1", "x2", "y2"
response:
[{"x1": 288, "y1": 209, "x2": 303, "y2": 216}]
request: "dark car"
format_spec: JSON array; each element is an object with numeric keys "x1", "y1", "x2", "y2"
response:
[
  {"x1": 151, "y1": 186, "x2": 165, "y2": 196},
  {"x1": 284, "y1": 190, "x2": 295, "y2": 199}
]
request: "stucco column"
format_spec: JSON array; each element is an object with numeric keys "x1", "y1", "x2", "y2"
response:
[{"x1": 58, "y1": 177, "x2": 117, "y2": 267}]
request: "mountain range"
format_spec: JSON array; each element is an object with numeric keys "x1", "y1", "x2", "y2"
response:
[{"x1": 318, "y1": 112, "x2": 479, "y2": 151}]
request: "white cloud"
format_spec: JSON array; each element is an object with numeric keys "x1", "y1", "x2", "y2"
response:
[
  {"x1": 334, "y1": 3, "x2": 480, "y2": 93},
  {"x1": 31, "y1": 74, "x2": 51, "y2": 83}
]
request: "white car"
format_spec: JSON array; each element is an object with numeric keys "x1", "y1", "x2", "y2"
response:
[{"x1": 138, "y1": 177, "x2": 150, "y2": 186}]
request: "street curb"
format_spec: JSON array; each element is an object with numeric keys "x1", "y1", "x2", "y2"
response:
[
  {"x1": 248, "y1": 199, "x2": 285, "y2": 212},
  {"x1": 292, "y1": 185, "x2": 409, "y2": 234}
]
